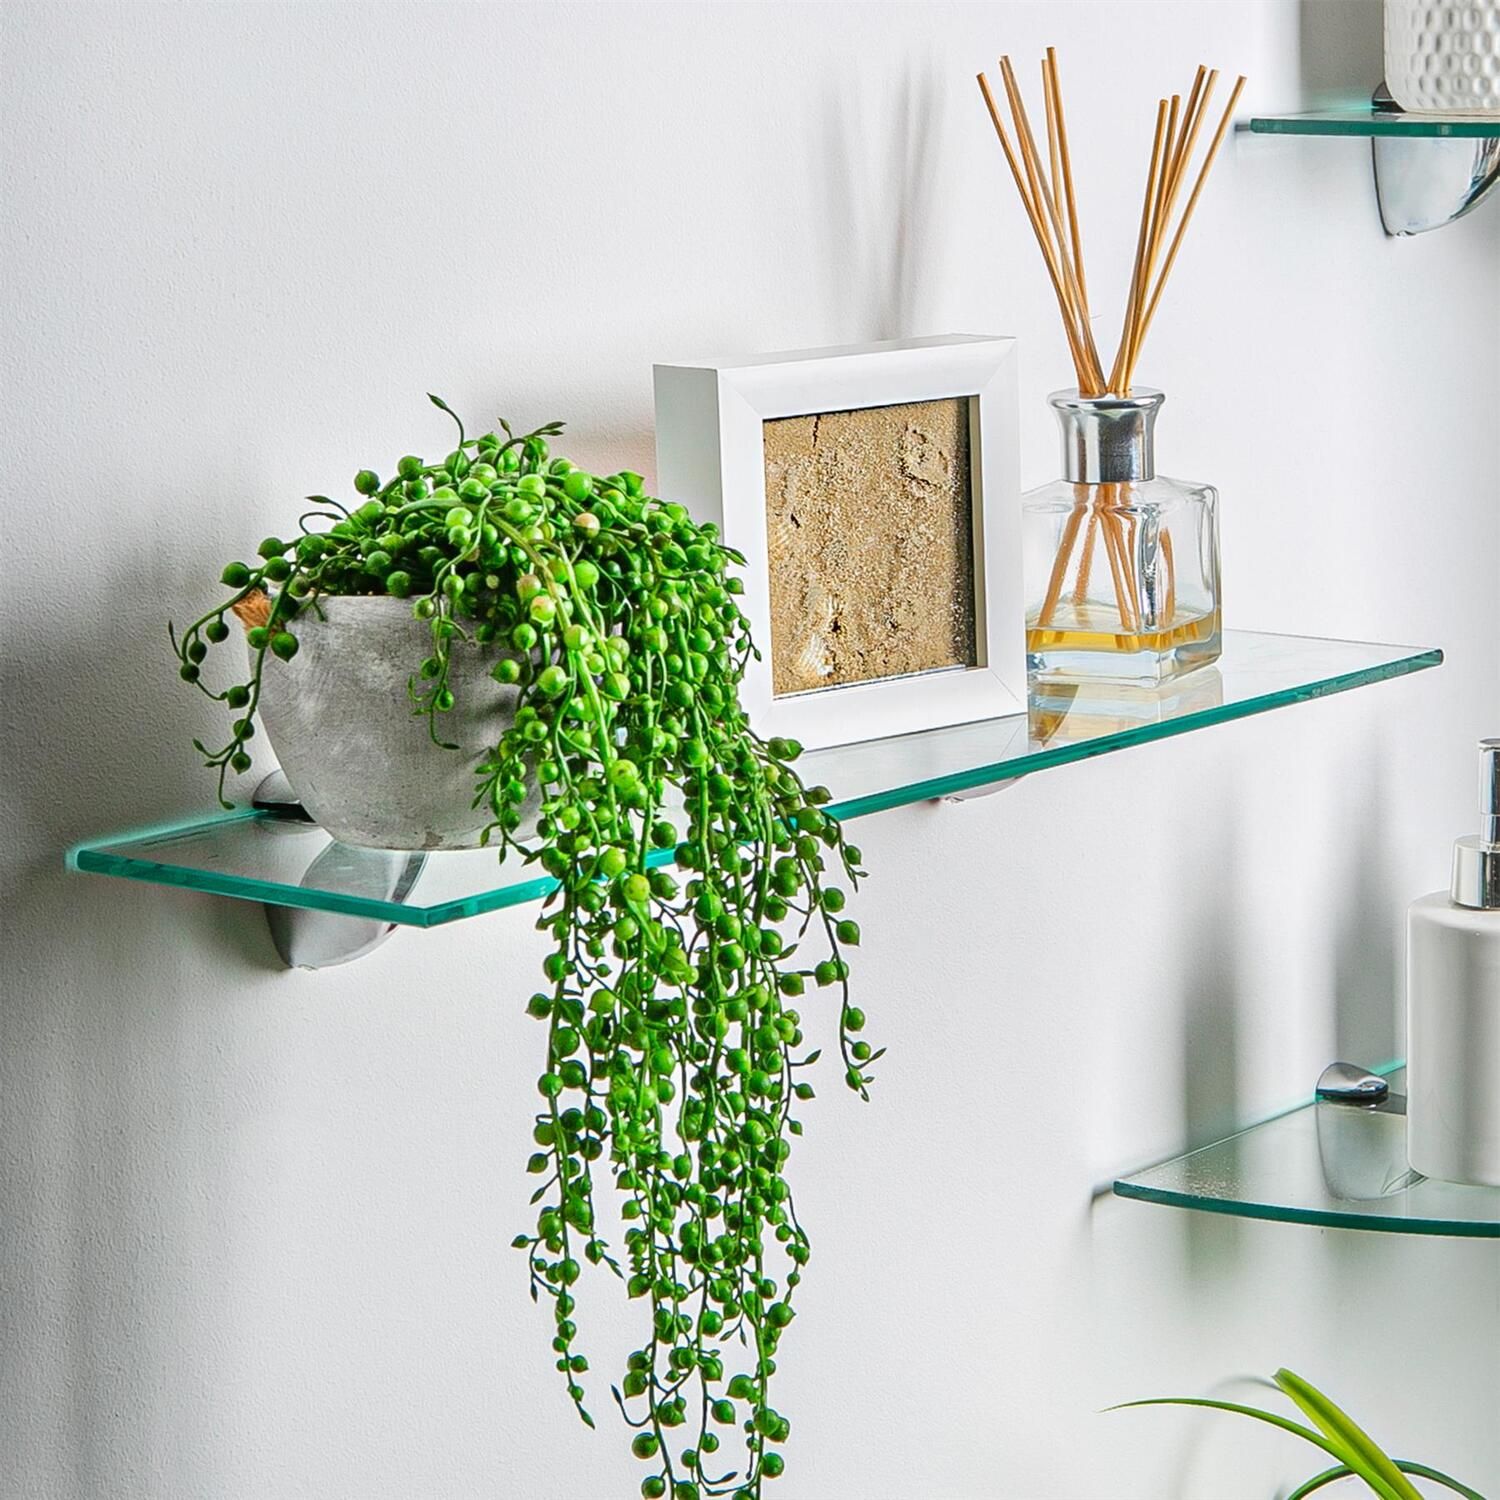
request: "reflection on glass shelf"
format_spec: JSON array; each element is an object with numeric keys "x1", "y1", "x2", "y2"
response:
[
  {"x1": 67, "y1": 630, "x2": 1441, "y2": 929},
  {"x1": 1115, "y1": 1069, "x2": 1500, "y2": 1238},
  {"x1": 1250, "y1": 107, "x2": 1500, "y2": 139},
  {"x1": 1028, "y1": 667, "x2": 1224, "y2": 745}
]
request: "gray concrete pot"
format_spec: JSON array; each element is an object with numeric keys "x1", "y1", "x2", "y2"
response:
[{"x1": 256, "y1": 594, "x2": 532, "y2": 851}]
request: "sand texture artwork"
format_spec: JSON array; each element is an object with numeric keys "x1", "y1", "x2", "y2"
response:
[{"x1": 761, "y1": 398, "x2": 978, "y2": 697}]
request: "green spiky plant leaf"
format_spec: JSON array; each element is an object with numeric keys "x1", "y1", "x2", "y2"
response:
[
  {"x1": 1111, "y1": 1369, "x2": 1485, "y2": 1500},
  {"x1": 1287, "y1": 1462, "x2": 1488, "y2": 1500},
  {"x1": 1273, "y1": 1368, "x2": 1424, "y2": 1500}
]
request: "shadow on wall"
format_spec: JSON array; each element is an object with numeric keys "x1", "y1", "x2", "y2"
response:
[
  {"x1": 818, "y1": 62, "x2": 942, "y2": 342},
  {"x1": 1331, "y1": 750, "x2": 1402, "y2": 1071},
  {"x1": 1300, "y1": 0, "x2": 1384, "y2": 106},
  {"x1": 2, "y1": 529, "x2": 274, "y2": 1493},
  {"x1": 4, "y1": 536, "x2": 256, "y2": 878},
  {"x1": 1177, "y1": 816, "x2": 1246, "y2": 1283}
]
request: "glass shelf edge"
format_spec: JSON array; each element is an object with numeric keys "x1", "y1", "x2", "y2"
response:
[
  {"x1": 65, "y1": 804, "x2": 263, "y2": 869},
  {"x1": 65, "y1": 634, "x2": 1444, "y2": 929},
  {"x1": 829, "y1": 643, "x2": 1441, "y2": 811},
  {"x1": 1110, "y1": 1179, "x2": 1499, "y2": 1238},
  {"x1": 1249, "y1": 110, "x2": 1500, "y2": 139},
  {"x1": 71, "y1": 843, "x2": 455, "y2": 928},
  {"x1": 71, "y1": 643, "x2": 1442, "y2": 900},
  {"x1": 69, "y1": 819, "x2": 682, "y2": 929},
  {"x1": 1112, "y1": 1062, "x2": 1500, "y2": 1238},
  {"x1": 1108, "y1": 1055, "x2": 1404, "y2": 1188}
]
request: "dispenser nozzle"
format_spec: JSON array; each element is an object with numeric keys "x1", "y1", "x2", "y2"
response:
[
  {"x1": 1453, "y1": 738, "x2": 1500, "y2": 908},
  {"x1": 1482, "y1": 738, "x2": 1499, "y2": 850}
]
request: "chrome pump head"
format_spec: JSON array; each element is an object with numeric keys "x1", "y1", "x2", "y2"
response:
[{"x1": 1451, "y1": 738, "x2": 1500, "y2": 910}]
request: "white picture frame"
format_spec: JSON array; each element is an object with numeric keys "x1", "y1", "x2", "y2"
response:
[{"x1": 653, "y1": 334, "x2": 1024, "y2": 750}]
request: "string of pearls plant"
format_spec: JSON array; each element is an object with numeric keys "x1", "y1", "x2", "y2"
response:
[{"x1": 172, "y1": 396, "x2": 879, "y2": 1499}]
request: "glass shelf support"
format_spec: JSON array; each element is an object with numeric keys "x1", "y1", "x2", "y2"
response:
[
  {"x1": 1114, "y1": 1067, "x2": 1500, "y2": 1238},
  {"x1": 1248, "y1": 96, "x2": 1500, "y2": 236},
  {"x1": 66, "y1": 631, "x2": 1441, "y2": 954}
]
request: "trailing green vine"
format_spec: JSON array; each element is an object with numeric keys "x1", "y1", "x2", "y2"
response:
[{"x1": 173, "y1": 396, "x2": 879, "y2": 1498}]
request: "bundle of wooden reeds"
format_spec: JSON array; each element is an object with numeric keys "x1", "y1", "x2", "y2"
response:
[{"x1": 977, "y1": 51, "x2": 1245, "y2": 396}]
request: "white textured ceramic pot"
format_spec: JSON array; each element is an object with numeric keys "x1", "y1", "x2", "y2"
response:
[
  {"x1": 1386, "y1": 0, "x2": 1500, "y2": 114},
  {"x1": 256, "y1": 595, "x2": 531, "y2": 850}
]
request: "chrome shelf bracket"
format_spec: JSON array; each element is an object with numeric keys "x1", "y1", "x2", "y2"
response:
[
  {"x1": 253, "y1": 773, "x2": 421, "y2": 970},
  {"x1": 1370, "y1": 86, "x2": 1500, "y2": 236}
]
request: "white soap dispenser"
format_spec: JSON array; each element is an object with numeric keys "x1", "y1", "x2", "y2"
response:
[{"x1": 1407, "y1": 738, "x2": 1500, "y2": 1187}]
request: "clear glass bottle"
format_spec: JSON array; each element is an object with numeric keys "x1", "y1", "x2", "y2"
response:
[{"x1": 1023, "y1": 389, "x2": 1221, "y2": 684}]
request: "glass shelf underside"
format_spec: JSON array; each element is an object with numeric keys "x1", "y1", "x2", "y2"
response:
[
  {"x1": 1115, "y1": 1070, "x2": 1500, "y2": 1238},
  {"x1": 68, "y1": 631, "x2": 1440, "y2": 930},
  {"x1": 1250, "y1": 108, "x2": 1500, "y2": 138}
]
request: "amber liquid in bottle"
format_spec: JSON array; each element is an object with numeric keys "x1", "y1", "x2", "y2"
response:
[{"x1": 1026, "y1": 604, "x2": 1221, "y2": 655}]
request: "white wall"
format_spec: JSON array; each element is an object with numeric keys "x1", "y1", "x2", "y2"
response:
[{"x1": 3, "y1": 3, "x2": 1497, "y2": 1497}]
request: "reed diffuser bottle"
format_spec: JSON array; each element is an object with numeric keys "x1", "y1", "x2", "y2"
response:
[
  {"x1": 1024, "y1": 389, "x2": 1220, "y2": 682},
  {"x1": 977, "y1": 48, "x2": 1244, "y2": 682}
]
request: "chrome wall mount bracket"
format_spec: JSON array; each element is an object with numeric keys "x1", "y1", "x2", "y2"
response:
[
  {"x1": 1370, "y1": 85, "x2": 1500, "y2": 236},
  {"x1": 1313, "y1": 1061, "x2": 1419, "y2": 1200},
  {"x1": 939, "y1": 776, "x2": 1023, "y2": 804},
  {"x1": 1316, "y1": 1060, "x2": 1392, "y2": 1105},
  {"x1": 252, "y1": 773, "x2": 424, "y2": 970}
]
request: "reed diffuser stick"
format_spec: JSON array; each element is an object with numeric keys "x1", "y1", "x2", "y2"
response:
[
  {"x1": 1036, "y1": 497, "x2": 1089, "y2": 628},
  {"x1": 1046, "y1": 47, "x2": 1088, "y2": 314},
  {"x1": 1070, "y1": 491, "x2": 1101, "y2": 607},
  {"x1": 976, "y1": 71, "x2": 1096, "y2": 388},
  {"x1": 1038, "y1": 484, "x2": 1136, "y2": 633},
  {"x1": 1129, "y1": 75, "x2": 1245, "y2": 383},
  {"x1": 1139, "y1": 70, "x2": 1215, "y2": 336},
  {"x1": 1110, "y1": 97, "x2": 1169, "y2": 394},
  {"x1": 1166, "y1": 67, "x2": 1214, "y2": 206},
  {"x1": 977, "y1": 51, "x2": 1243, "y2": 397},
  {"x1": 1043, "y1": 61, "x2": 1065, "y2": 238},
  {"x1": 1123, "y1": 90, "x2": 1180, "y2": 384},
  {"x1": 998, "y1": 56, "x2": 1105, "y2": 392},
  {"x1": 1154, "y1": 91, "x2": 1182, "y2": 229},
  {"x1": 1101, "y1": 497, "x2": 1139, "y2": 634}
]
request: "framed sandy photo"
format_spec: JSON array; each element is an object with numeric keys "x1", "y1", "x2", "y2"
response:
[{"x1": 653, "y1": 335, "x2": 1023, "y2": 750}]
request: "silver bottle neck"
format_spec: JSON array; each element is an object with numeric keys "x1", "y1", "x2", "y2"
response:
[
  {"x1": 1050, "y1": 388, "x2": 1163, "y2": 484},
  {"x1": 1452, "y1": 738, "x2": 1500, "y2": 909}
]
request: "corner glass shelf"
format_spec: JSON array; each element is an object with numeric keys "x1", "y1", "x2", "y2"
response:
[
  {"x1": 1114, "y1": 1069, "x2": 1500, "y2": 1238},
  {"x1": 1248, "y1": 102, "x2": 1500, "y2": 235},
  {"x1": 68, "y1": 630, "x2": 1441, "y2": 930},
  {"x1": 1250, "y1": 107, "x2": 1500, "y2": 139}
]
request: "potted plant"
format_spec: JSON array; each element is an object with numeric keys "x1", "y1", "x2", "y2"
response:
[
  {"x1": 172, "y1": 396, "x2": 877, "y2": 1499},
  {"x1": 1115, "y1": 1367, "x2": 1485, "y2": 1498}
]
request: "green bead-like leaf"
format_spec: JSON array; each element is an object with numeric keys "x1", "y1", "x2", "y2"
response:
[{"x1": 185, "y1": 395, "x2": 874, "y2": 1492}]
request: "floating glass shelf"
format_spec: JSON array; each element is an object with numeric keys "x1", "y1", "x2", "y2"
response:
[
  {"x1": 1249, "y1": 107, "x2": 1500, "y2": 139},
  {"x1": 1115, "y1": 1069, "x2": 1500, "y2": 1238},
  {"x1": 68, "y1": 630, "x2": 1441, "y2": 931},
  {"x1": 1248, "y1": 100, "x2": 1500, "y2": 235}
]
